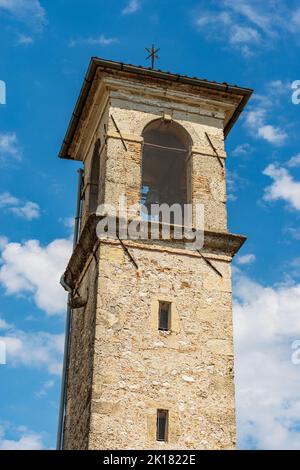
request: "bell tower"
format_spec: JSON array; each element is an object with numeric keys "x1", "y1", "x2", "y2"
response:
[{"x1": 57, "y1": 58, "x2": 252, "y2": 450}]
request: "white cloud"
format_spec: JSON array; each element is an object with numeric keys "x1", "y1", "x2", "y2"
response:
[
  {"x1": 9, "y1": 201, "x2": 40, "y2": 220},
  {"x1": 286, "y1": 227, "x2": 300, "y2": 240},
  {"x1": 227, "y1": 170, "x2": 247, "y2": 202},
  {"x1": 223, "y1": 0, "x2": 273, "y2": 35},
  {"x1": 0, "y1": 192, "x2": 19, "y2": 207},
  {"x1": 0, "y1": 312, "x2": 63, "y2": 374},
  {"x1": 268, "y1": 79, "x2": 292, "y2": 96},
  {"x1": 244, "y1": 86, "x2": 288, "y2": 145},
  {"x1": 122, "y1": 0, "x2": 140, "y2": 15},
  {"x1": 234, "y1": 269, "x2": 300, "y2": 449},
  {"x1": 0, "y1": 132, "x2": 22, "y2": 164},
  {"x1": 0, "y1": 319, "x2": 8, "y2": 329},
  {"x1": 0, "y1": 236, "x2": 8, "y2": 250},
  {"x1": 0, "y1": 316, "x2": 12, "y2": 330},
  {"x1": 35, "y1": 379, "x2": 55, "y2": 398},
  {"x1": 0, "y1": 0, "x2": 46, "y2": 30},
  {"x1": 0, "y1": 192, "x2": 40, "y2": 220},
  {"x1": 263, "y1": 164, "x2": 300, "y2": 210},
  {"x1": 289, "y1": 7, "x2": 300, "y2": 32},
  {"x1": 195, "y1": 10, "x2": 260, "y2": 54},
  {"x1": 230, "y1": 25, "x2": 261, "y2": 44},
  {"x1": 194, "y1": 1, "x2": 300, "y2": 55},
  {"x1": 62, "y1": 216, "x2": 74, "y2": 230},
  {"x1": 60, "y1": 216, "x2": 75, "y2": 239},
  {"x1": 245, "y1": 108, "x2": 265, "y2": 128},
  {"x1": 16, "y1": 34, "x2": 34, "y2": 45},
  {"x1": 0, "y1": 424, "x2": 44, "y2": 450},
  {"x1": 231, "y1": 143, "x2": 253, "y2": 157},
  {"x1": 290, "y1": 257, "x2": 300, "y2": 277},
  {"x1": 69, "y1": 35, "x2": 118, "y2": 48},
  {"x1": 0, "y1": 325, "x2": 64, "y2": 375},
  {"x1": 0, "y1": 432, "x2": 43, "y2": 450},
  {"x1": 288, "y1": 154, "x2": 300, "y2": 168},
  {"x1": 257, "y1": 125, "x2": 287, "y2": 145},
  {"x1": 0, "y1": 237, "x2": 72, "y2": 314},
  {"x1": 236, "y1": 253, "x2": 256, "y2": 265},
  {"x1": 196, "y1": 11, "x2": 231, "y2": 28}
]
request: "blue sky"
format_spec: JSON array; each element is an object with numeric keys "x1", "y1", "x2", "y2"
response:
[{"x1": 0, "y1": 0, "x2": 300, "y2": 450}]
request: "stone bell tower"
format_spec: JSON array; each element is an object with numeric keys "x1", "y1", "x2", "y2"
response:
[{"x1": 58, "y1": 57, "x2": 252, "y2": 450}]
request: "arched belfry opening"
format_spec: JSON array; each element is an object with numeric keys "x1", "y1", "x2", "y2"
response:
[
  {"x1": 88, "y1": 139, "x2": 101, "y2": 214},
  {"x1": 141, "y1": 119, "x2": 191, "y2": 219}
]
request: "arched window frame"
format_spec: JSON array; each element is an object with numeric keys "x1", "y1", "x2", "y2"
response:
[
  {"x1": 88, "y1": 138, "x2": 101, "y2": 215},
  {"x1": 140, "y1": 118, "x2": 193, "y2": 221}
]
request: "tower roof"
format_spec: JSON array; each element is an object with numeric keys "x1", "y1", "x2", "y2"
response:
[{"x1": 59, "y1": 57, "x2": 253, "y2": 160}]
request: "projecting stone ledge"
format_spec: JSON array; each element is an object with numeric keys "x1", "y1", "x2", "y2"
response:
[{"x1": 63, "y1": 214, "x2": 246, "y2": 289}]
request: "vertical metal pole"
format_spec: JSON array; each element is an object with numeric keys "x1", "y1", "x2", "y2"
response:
[
  {"x1": 151, "y1": 45, "x2": 154, "y2": 69},
  {"x1": 73, "y1": 169, "x2": 84, "y2": 249},
  {"x1": 56, "y1": 168, "x2": 83, "y2": 450}
]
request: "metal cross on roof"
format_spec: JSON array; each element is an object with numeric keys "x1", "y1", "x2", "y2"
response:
[{"x1": 145, "y1": 44, "x2": 160, "y2": 69}]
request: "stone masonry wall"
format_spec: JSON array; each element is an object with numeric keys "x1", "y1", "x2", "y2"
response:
[
  {"x1": 63, "y1": 259, "x2": 98, "y2": 450},
  {"x1": 88, "y1": 242, "x2": 236, "y2": 450}
]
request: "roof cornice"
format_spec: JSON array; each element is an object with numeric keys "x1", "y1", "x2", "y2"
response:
[{"x1": 59, "y1": 57, "x2": 253, "y2": 159}]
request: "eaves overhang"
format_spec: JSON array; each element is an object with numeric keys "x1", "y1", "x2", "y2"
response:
[{"x1": 59, "y1": 57, "x2": 253, "y2": 160}]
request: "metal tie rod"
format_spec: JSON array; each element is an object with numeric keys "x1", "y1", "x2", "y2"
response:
[
  {"x1": 197, "y1": 250, "x2": 223, "y2": 277},
  {"x1": 204, "y1": 132, "x2": 224, "y2": 168}
]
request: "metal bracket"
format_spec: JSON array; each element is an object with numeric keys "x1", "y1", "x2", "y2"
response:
[
  {"x1": 197, "y1": 250, "x2": 223, "y2": 277},
  {"x1": 110, "y1": 114, "x2": 128, "y2": 151},
  {"x1": 185, "y1": 151, "x2": 193, "y2": 164},
  {"x1": 117, "y1": 235, "x2": 139, "y2": 270},
  {"x1": 104, "y1": 124, "x2": 108, "y2": 145},
  {"x1": 205, "y1": 132, "x2": 224, "y2": 169}
]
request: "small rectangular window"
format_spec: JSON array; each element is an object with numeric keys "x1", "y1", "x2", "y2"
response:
[
  {"x1": 156, "y1": 410, "x2": 168, "y2": 442},
  {"x1": 158, "y1": 302, "x2": 171, "y2": 331}
]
